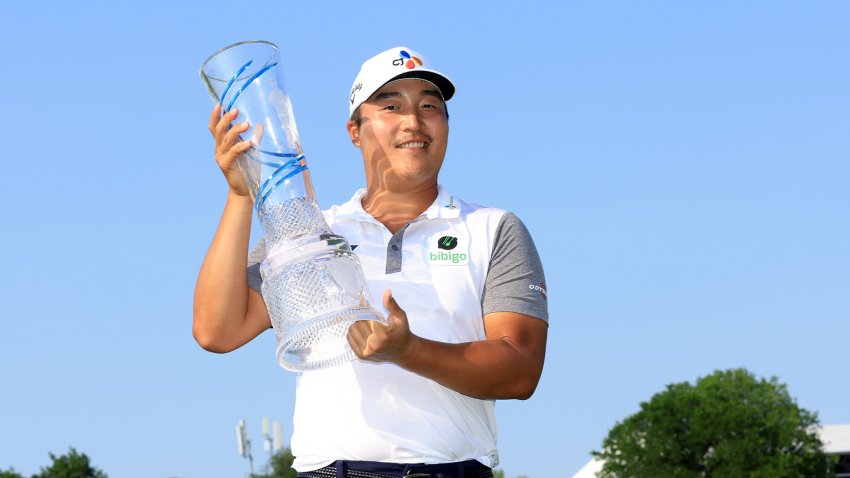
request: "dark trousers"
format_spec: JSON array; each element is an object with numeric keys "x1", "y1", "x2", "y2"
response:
[{"x1": 297, "y1": 459, "x2": 494, "y2": 478}]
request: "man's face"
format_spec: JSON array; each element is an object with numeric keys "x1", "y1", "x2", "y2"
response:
[{"x1": 347, "y1": 78, "x2": 449, "y2": 191}]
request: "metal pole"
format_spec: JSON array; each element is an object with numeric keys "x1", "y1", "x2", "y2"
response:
[{"x1": 247, "y1": 440, "x2": 254, "y2": 478}]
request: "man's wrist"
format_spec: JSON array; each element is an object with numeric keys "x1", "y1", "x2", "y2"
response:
[
  {"x1": 226, "y1": 190, "x2": 253, "y2": 207},
  {"x1": 395, "y1": 333, "x2": 424, "y2": 369}
]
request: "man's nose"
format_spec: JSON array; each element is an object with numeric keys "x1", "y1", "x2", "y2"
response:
[{"x1": 400, "y1": 110, "x2": 423, "y2": 131}]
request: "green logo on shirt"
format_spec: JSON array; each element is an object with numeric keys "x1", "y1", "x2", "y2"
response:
[
  {"x1": 437, "y1": 236, "x2": 458, "y2": 250},
  {"x1": 429, "y1": 234, "x2": 468, "y2": 266},
  {"x1": 430, "y1": 251, "x2": 468, "y2": 263}
]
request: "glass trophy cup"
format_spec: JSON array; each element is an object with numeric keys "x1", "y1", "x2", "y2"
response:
[{"x1": 200, "y1": 40, "x2": 385, "y2": 371}]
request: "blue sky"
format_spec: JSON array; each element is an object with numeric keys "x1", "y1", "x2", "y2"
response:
[{"x1": 1, "y1": 2, "x2": 848, "y2": 477}]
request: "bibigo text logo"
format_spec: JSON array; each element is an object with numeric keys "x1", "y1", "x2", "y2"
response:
[{"x1": 429, "y1": 235, "x2": 467, "y2": 265}]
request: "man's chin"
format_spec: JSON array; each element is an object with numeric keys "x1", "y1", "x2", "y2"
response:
[{"x1": 388, "y1": 171, "x2": 439, "y2": 189}]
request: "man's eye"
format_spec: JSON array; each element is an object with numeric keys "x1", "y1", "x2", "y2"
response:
[{"x1": 384, "y1": 105, "x2": 399, "y2": 111}]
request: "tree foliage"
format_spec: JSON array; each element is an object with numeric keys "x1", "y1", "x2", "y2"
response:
[
  {"x1": 30, "y1": 448, "x2": 107, "y2": 478},
  {"x1": 594, "y1": 368, "x2": 834, "y2": 478},
  {"x1": 255, "y1": 447, "x2": 297, "y2": 478},
  {"x1": 0, "y1": 469, "x2": 25, "y2": 478}
]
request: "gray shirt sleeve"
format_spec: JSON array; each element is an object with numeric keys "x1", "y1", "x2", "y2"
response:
[
  {"x1": 247, "y1": 237, "x2": 266, "y2": 294},
  {"x1": 481, "y1": 212, "x2": 549, "y2": 322}
]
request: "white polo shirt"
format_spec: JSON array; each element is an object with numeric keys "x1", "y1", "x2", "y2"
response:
[{"x1": 248, "y1": 185, "x2": 548, "y2": 471}]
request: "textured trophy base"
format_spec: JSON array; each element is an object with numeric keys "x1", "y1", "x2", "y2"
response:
[
  {"x1": 264, "y1": 248, "x2": 385, "y2": 371},
  {"x1": 275, "y1": 306, "x2": 382, "y2": 371}
]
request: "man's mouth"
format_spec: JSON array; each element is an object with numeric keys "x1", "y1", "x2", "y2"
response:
[{"x1": 398, "y1": 141, "x2": 428, "y2": 149}]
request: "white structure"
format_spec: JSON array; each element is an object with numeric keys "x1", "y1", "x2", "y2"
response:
[
  {"x1": 571, "y1": 457, "x2": 603, "y2": 478},
  {"x1": 820, "y1": 424, "x2": 850, "y2": 478},
  {"x1": 571, "y1": 424, "x2": 850, "y2": 478}
]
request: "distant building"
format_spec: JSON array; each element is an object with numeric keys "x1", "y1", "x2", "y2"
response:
[
  {"x1": 823, "y1": 424, "x2": 850, "y2": 478},
  {"x1": 571, "y1": 457, "x2": 602, "y2": 478},
  {"x1": 571, "y1": 423, "x2": 850, "y2": 478}
]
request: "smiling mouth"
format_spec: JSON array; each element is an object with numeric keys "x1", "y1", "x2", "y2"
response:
[{"x1": 397, "y1": 141, "x2": 428, "y2": 149}]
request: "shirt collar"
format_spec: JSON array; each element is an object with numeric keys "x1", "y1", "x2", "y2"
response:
[
  {"x1": 333, "y1": 184, "x2": 461, "y2": 222},
  {"x1": 425, "y1": 184, "x2": 461, "y2": 219}
]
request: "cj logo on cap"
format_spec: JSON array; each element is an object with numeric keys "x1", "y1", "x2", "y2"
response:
[{"x1": 392, "y1": 50, "x2": 422, "y2": 69}]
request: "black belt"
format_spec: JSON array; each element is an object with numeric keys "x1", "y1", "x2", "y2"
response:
[{"x1": 299, "y1": 459, "x2": 493, "y2": 478}]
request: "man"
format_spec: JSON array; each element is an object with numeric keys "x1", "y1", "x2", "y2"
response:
[{"x1": 194, "y1": 46, "x2": 549, "y2": 478}]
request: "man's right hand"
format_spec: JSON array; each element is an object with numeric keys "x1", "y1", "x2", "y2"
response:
[
  {"x1": 208, "y1": 104, "x2": 253, "y2": 197},
  {"x1": 193, "y1": 104, "x2": 271, "y2": 353}
]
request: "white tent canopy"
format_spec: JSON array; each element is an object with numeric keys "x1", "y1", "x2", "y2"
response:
[{"x1": 819, "y1": 424, "x2": 850, "y2": 454}]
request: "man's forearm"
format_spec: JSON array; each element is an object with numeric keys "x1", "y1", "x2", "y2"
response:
[
  {"x1": 396, "y1": 332, "x2": 546, "y2": 400},
  {"x1": 347, "y1": 293, "x2": 548, "y2": 400},
  {"x1": 193, "y1": 192, "x2": 255, "y2": 351}
]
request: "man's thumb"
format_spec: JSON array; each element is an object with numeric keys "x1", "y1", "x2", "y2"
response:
[{"x1": 383, "y1": 289, "x2": 406, "y2": 327}]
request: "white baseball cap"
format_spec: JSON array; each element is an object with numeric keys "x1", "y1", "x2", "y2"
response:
[{"x1": 348, "y1": 46, "x2": 455, "y2": 117}]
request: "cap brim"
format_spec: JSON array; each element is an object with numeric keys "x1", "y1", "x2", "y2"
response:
[{"x1": 385, "y1": 70, "x2": 455, "y2": 101}]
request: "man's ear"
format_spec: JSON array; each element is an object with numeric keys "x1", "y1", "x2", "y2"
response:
[{"x1": 346, "y1": 120, "x2": 360, "y2": 147}]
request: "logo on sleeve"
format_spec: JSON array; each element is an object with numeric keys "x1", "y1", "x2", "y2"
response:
[
  {"x1": 429, "y1": 235, "x2": 468, "y2": 266},
  {"x1": 529, "y1": 282, "x2": 548, "y2": 301}
]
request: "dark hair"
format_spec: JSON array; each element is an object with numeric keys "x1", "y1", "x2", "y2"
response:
[{"x1": 349, "y1": 102, "x2": 449, "y2": 127}]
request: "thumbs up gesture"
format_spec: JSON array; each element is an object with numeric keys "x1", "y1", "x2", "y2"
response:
[{"x1": 347, "y1": 289, "x2": 416, "y2": 363}]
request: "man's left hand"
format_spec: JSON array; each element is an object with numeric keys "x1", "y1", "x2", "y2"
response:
[{"x1": 347, "y1": 289, "x2": 417, "y2": 363}]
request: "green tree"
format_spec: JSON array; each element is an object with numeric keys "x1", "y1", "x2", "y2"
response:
[
  {"x1": 0, "y1": 469, "x2": 25, "y2": 478},
  {"x1": 31, "y1": 448, "x2": 107, "y2": 478},
  {"x1": 255, "y1": 447, "x2": 297, "y2": 478},
  {"x1": 594, "y1": 368, "x2": 834, "y2": 478}
]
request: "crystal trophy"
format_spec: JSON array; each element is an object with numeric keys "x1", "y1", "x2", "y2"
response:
[{"x1": 200, "y1": 40, "x2": 385, "y2": 371}]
